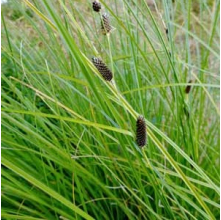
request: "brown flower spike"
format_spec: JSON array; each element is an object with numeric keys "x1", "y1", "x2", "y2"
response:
[
  {"x1": 92, "y1": 1, "x2": 101, "y2": 12},
  {"x1": 185, "y1": 80, "x2": 193, "y2": 94},
  {"x1": 92, "y1": 57, "x2": 113, "y2": 81},
  {"x1": 136, "y1": 116, "x2": 147, "y2": 148},
  {"x1": 101, "y1": 13, "x2": 112, "y2": 35}
]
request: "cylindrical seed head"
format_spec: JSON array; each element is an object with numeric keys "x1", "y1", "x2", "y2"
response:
[
  {"x1": 92, "y1": 1, "x2": 101, "y2": 12},
  {"x1": 136, "y1": 116, "x2": 147, "y2": 148},
  {"x1": 92, "y1": 57, "x2": 113, "y2": 81},
  {"x1": 101, "y1": 13, "x2": 112, "y2": 35},
  {"x1": 185, "y1": 80, "x2": 193, "y2": 94}
]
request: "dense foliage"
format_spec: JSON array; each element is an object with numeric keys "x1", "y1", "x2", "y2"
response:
[{"x1": 2, "y1": 0, "x2": 220, "y2": 219}]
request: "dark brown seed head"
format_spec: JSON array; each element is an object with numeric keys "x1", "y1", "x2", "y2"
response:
[
  {"x1": 92, "y1": 57, "x2": 113, "y2": 81},
  {"x1": 165, "y1": 28, "x2": 170, "y2": 41},
  {"x1": 185, "y1": 80, "x2": 193, "y2": 94},
  {"x1": 101, "y1": 13, "x2": 112, "y2": 35},
  {"x1": 136, "y1": 116, "x2": 147, "y2": 148},
  {"x1": 92, "y1": 1, "x2": 101, "y2": 12}
]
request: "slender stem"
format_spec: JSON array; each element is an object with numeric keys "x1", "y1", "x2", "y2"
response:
[
  {"x1": 142, "y1": 148, "x2": 151, "y2": 169},
  {"x1": 107, "y1": 34, "x2": 114, "y2": 77},
  {"x1": 153, "y1": 0, "x2": 166, "y2": 29}
]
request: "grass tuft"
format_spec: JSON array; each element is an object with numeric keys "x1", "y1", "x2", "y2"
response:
[{"x1": 1, "y1": 0, "x2": 219, "y2": 219}]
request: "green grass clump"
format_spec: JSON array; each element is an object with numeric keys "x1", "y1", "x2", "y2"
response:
[{"x1": 1, "y1": 0, "x2": 220, "y2": 219}]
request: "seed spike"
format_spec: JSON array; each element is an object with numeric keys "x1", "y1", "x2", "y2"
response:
[
  {"x1": 101, "y1": 13, "x2": 112, "y2": 35},
  {"x1": 185, "y1": 80, "x2": 193, "y2": 94},
  {"x1": 136, "y1": 116, "x2": 147, "y2": 148},
  {"x1": 92, "y1": 57, "x2": 113, "y2": 81},
  {"x1": 92, "y1": 1, "x2": 101, "y2": 12}
]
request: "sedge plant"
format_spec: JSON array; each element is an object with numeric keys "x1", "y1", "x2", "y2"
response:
[{"x1": 1, "y1": 0, "x2": 220, "y2": 219}]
